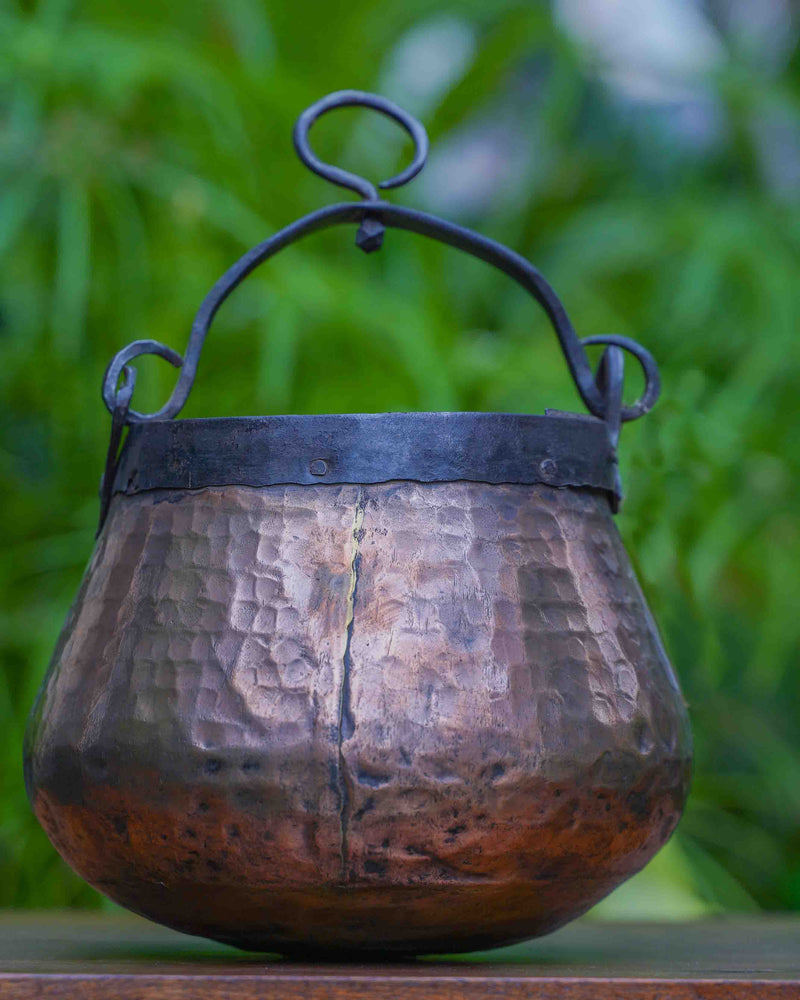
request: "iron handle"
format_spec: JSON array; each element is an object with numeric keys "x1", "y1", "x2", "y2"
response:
[{"x1": 102, "y1": 91, "x2": 659, "y2": 428}]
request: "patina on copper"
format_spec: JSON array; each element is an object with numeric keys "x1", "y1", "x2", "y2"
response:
[
  {"x1": 25, "y1": 90, "x2": 691, "y2": 956},
  {"x1": 26, "y1": 480, "x2": 690, "y2": 954}
]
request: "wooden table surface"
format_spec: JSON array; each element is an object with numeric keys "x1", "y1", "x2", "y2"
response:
[{"x1": 0, "y1": 911, "x2": 798, "y2": 998}]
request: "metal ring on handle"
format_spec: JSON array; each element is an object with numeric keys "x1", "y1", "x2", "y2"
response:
[{"x1": 293, "y1": 90, "x2": 429, "y2": 200}]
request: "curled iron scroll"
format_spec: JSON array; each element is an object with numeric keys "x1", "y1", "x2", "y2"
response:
[{"x1": 101, "y1": 89, "x2": 661, "y2": 435}]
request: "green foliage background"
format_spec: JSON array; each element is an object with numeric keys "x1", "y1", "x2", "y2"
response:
[{"x1": 1, "y1": 0, "x2": 799, "y2": 917}]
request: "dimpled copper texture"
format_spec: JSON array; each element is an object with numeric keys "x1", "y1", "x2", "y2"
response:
[{"x1": 25, "y1": 481, "x2": 691, "y2": 955}]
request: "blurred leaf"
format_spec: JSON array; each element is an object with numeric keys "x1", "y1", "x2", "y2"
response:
[{"x1": 52, "y1": 178, "x2": 90, "y2": 357}]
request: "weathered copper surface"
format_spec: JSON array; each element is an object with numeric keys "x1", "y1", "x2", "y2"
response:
[{"x1": 25, "y1": 481, "x2": 691, "y2": 955}]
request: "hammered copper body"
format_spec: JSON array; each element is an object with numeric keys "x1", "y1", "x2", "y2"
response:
[{"x1": 26, "y1": 479, "x2": 691, "y2": 954}]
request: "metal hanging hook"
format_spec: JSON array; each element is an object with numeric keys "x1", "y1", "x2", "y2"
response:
[{"x1": 292, "y1": 90, "x2": 429, "y2": 200}]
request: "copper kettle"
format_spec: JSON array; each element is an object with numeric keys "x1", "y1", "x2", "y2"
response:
[{"x1": 25, "y1": 91, "x2": 691, "y2": 956}]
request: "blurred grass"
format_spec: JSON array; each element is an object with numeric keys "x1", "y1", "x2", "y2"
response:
[{"x1": 1, "y1": 0, "x2": 799, "y2": 916}]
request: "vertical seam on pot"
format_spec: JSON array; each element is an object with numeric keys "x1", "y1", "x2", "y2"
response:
[{"x1": 337, "y1": 486, "x2": 365, "y2": 881}]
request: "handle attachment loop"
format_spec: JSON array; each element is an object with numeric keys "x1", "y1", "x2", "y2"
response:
[{"x1": 98, "y1": 363, "x2": 136, "y2": 534}]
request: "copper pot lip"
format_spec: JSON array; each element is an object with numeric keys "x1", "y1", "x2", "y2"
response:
[{"x1": 112, "y1": 410, "x2": 619, "y2": 501}]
